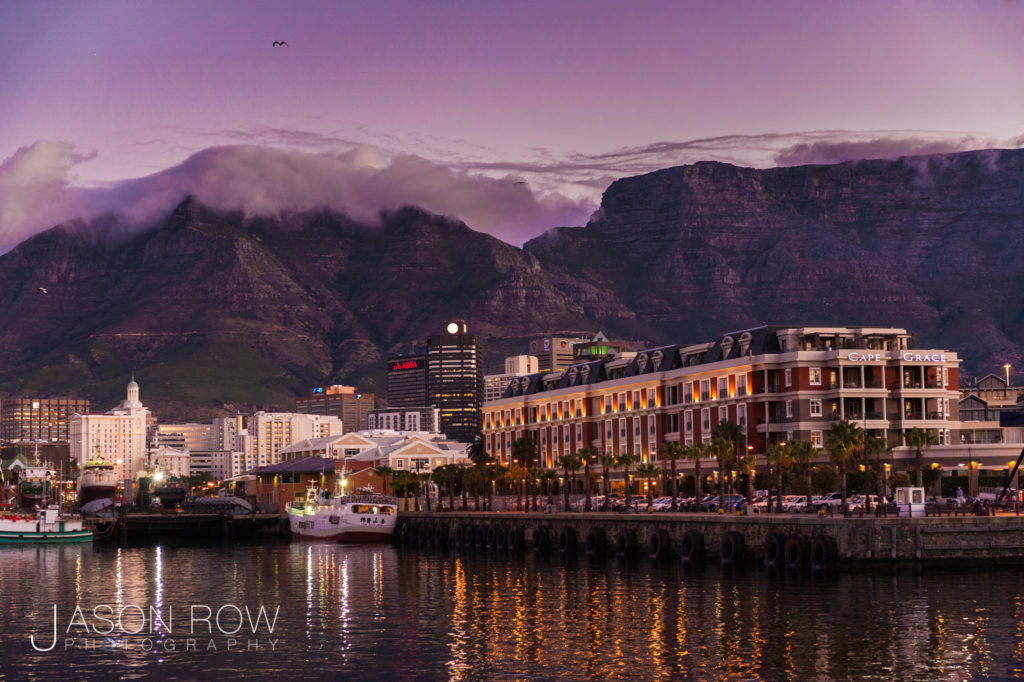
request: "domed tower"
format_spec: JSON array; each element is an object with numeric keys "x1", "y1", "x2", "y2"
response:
[{"x1": 125, "y1": 377, "x2": 142, "y2": 408}]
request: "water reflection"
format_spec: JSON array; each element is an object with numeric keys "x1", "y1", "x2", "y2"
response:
[{"x1": 2, "y1": 543, "x2": 1024, "y2": 679}]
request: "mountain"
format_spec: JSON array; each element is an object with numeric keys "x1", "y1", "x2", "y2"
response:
[
  {"x1": 1, "y1": 148, "x2": 1023, "y2": 418},
  {"x1": 526, "y1": 148, "x2": 1024, "y2": 370}
]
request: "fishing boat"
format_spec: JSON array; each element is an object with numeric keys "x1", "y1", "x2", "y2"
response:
[
  {"x1": 18, "y1": 464, "x2": 56, "y2": 509},
  {"x1": 286, "y1": 485, "x2": 398, "y2": 543},
  {"x1": 0, "y1": 506, "x2": 92, "y2": 544},
  {"x1": 78, "y1": 458, "x2": 118, "y2": 507}
]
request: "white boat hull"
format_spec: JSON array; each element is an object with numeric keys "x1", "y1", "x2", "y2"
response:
[{"x1": 287, "y1": 496, "x2": 397, "y2": 543}]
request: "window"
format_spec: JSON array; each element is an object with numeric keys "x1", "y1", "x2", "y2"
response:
[
  {"x1": 684, "y1": 410, "x2": 693, "y2": 433},
  {"x1": 719, "y1": 405, "x2": 728, "y2": 423},
  {"x1": 648, "y1": 388, "x2": 656, "y2": 408},
  {"x1": 737, "y1": 403, "x2": 747, "y2": 427},
  {"x1": 736, "y1": 374, "x2": 747, "y2": 397},
  {"x1": 810, "y1": 399, "x2": 822, "y2": 417},
  {"x1": 785, "y1": 400, "x2": 793, "y2": 418},
  {"x1": 618, "y1": 394, "x2": 626, "y2": 412},
  {"x1": 563, "y1": 428, "x2": 569, "y2": 444},
  {"x1": 667, "y1": 413, "x2": 680, "y2": 433},
  {"x1": 785, "y1": 431, "x2": 793, "y2": 443},
  {"x1": 396, "y1": 460, "x2": 404, "y2": 469},
  {"x1": 619, "y1": 419, "x2": 626, "y2": 439},
  {"x1": 718, "y1": 377, "x2": 729, "y2": 399},
  {"x1": 701, "y1": 408, "x2": 710, "y2": 431},
  {"x1": 683, "y1": 382, "x2": 692, "y2": 405},
  {"x1": 634, "y1": 420, "x2": 641, "y2": 437},
  {"x1": 648, "y1": 418, "x2": 656, "y2": 436},
  {"x1": 809, "y1": 368, "x2": 821, "y2": 386},
  {"x1": 811, "y1": 431, "x2": 823, "y2": 447},
  {"x1": 700, "y1": 380, "x2": 711, "y2": 402},
  {"x1": 344, "y1": 448, "x2": 361, "y2": 458},
  {"x1": 605, "y1": 395, "x2": 613, "y2": 414},
  {"x1": 633, "y1": 391, "x2": 640, "y2": 410},
  {"x1": 784, "y1": 369, "x2": 792, "y2": 387},
  {"x1": 605, "y1": 421, "x2": 612, "y2": 441}
]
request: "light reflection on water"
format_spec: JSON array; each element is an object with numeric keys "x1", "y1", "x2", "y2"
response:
[{"x1": 1, "y1": 543, "x2": 1024, "y2": 679}]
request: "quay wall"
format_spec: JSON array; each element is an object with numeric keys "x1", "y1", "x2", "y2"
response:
[{"x1": 397, "y1": 511, "x2": 1024, "y2": 564}]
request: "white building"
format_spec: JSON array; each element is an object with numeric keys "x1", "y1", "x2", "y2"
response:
[
  {"x1": 148, "y1": 445, "x2": 190, "y2": 480},
  {"x1": 367, "y1": 406, "x2": 440, "y2": 433},
  {"x1": 247, "y1": 411, "x2": 343, "y2": 469},
  {"x1": 484, "y1": 355, "x2": 541, "y2": 403},
  {"x1": 69, "y1": 380, "x2": 150, "y2": 485}
]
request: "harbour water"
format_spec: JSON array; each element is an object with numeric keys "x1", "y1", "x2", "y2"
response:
[{"x1": 2, "y1": 542, "x2": 1024, "y2": 680}]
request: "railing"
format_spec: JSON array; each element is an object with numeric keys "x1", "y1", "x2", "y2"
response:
[
  {"x1": 903, "y1": 381, "x2": 923, "y2": 389},
  {"x1": 927, "y1": 411, "x2": 944, "y2": 420},
  {"x1": 865, "y1": 411, "x2": 884, "y2": 420},
  {"x1": 904, "y1": 412, "x2": 924, "y2": 420}
]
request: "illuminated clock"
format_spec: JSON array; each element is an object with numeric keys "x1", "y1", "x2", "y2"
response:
[{"x1": 446, "y1": 322, "x2": 459, "y2": 334}]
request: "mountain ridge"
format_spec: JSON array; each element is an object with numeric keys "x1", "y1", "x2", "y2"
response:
[{"x1": 2, "y1": 148, "x2": 1022, "y2": 419}]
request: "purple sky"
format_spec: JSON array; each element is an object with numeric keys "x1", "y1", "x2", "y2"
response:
[{"x1": 1, "y1": 0, "x2": 1023, "y2": 248}]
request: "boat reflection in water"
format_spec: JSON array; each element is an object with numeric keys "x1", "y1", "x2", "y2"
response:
[{"x1": 3, "y1": 544, "x2": 1024, "y2": 679}]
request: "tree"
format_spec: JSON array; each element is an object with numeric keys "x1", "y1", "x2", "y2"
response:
[
  {"x1": 556, "y1": 453, "x2": 583, "y2": 512},
  {"x1": 576, "y1": 447, "x2": 598, "y2": 511},
  {"x1": 432, "y1": 464, "x2": 458, "y2": 511},
  {"x1": 636, "y1": 462, "x2": 660, "y2": 507},
  {"x1": 904, "y1": 427, "x2": 939, "y2": 487},
  {"x1": 788, "y1": 440, "x2": 818, "y2": 512},
  {"x1": 766, "y1": 441, "x2": 793, "y2": 513},
  {"x1": 391, "y1": 471, "x2": 416, "y2": 511},
  {"x1": 615, "y1": 452, "x2": 639, "y2": 508},
  {"x1": 538, "y1": 469, "x2": 557, "y2": 510},
  {"x1": 599, "y1": 453, "x2": 616, "y2": 510},
  {"x1": 683, "y1": 442, "x2": 709, "y2": 508},
  {"x1": 827, "y1": 420, "x2": 864, "y2": 509},
  {"x1": 510, "y1": 437, "x2": 538, "y2": 470},
  {"x1": 509, "y1": 462, "x2": 528, "y2": 511},
  {"x1": 373, "y1": 465, "x2": 394, "y2": 496},
  {"x1": 710, "y1": 436, "x2": 735, "y2": 500},
  {"x1": 864, "y1": 435, "x2": 893, "y2": 511},
  {"x1": 712, "y1": 420, "x2": 745, "y2": 494},
  {"x1": 738, "y1": 453, "x2": 757, "y2": 508},
  {"x1": 658, "y1": 442, "x2": 684, "y2": 511},
  {"x1": 467, "y1": 432, "x2": 491, "y2": 467}
]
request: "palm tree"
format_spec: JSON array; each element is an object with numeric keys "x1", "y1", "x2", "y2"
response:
[
  {"x1": 599, "y1": 453, "x2": 616, "y2": 510},
  {"x1": 865, "y1": 435, "x2": 893, "y2": 511},
  {"x1": 658, "y1": 442, "x2": 684, "y2": 511},
  {"x1": 432, "y1": 464, "x2": 460, "y2": 510},
  {"x1": 528, "y1": 467, "x2": 542, "y2": 512},
  {"x1": 738, "y1": 453, "x2": 757, "y2": 508},
  {"x1": 615, "y1": 452, "x2": 639, "y2": 508},
  {"x1": 373, "y1": 465, "x2": 394, "y2": 496},
  {"x1": 556, "y1": 453, "x2": 583, "y2": 512},
  {"x1": 766, "y1": 441, "x2": 793, "y2": 513},
  {"x1": 827, "y1": 420, "x2": 864, "y2": 509},
  {"x1": 538, "y1": 469, "x2": 558, "y2": 510},
  {"x1": 391, "y1": 471, "x2": 416, "y2": 511},
  {"x1": 788, "y1": 440, "x2": 818, "y2": 512},
  {"x1": 576, "y1": 447, "x2": 598, "y2": 511},
  {"x1": 636, "y1": 462, "x2": 660, "y2": 507},
  {"x1": 510, "y1": 437, "x2": 538, "y2": 470},
  {"x1": 467, "y1": 432, "x2": 491, "y2": 467},
  {"x1": 712, "y1": 420, "x2": 745, "y2": 493},
  {"x1": 904, "y1": 427, "x2": 938, "y2": 487},
  {"x1": 509, "y1": 462, "x2": 528, "y2": 511},
  {"x1": 683, "y1": 442, "x2": 709, "y2": 508},
  {"x1": 710, "y1": 436, "x2": 735, "y2": 500}
]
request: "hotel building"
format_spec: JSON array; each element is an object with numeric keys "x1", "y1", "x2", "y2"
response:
[{"x1": 483, "y1": 326, "x2": 960, "y2": 468}]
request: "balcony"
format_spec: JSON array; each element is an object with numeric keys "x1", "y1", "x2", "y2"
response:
[
  {"x1": 902, "y1": 381, "x2": 923, "y2": 389},
  {"x1": 927, "y1": 411, "x2": 944, "y2": 420},
  {"x1": 865, "y1": 411, "x2": 884, "y2": 420}
]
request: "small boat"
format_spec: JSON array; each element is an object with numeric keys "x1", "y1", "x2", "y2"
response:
[
  {"x1": 287, "y1": 485, "x2": 398, "y2": 543},
  {"x1": 0, "y1": 506, "x2": 93, "y2": 544}
]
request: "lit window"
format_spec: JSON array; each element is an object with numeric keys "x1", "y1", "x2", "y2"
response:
[
  {"x1": 810, "y1": 399, "x2": 822, "y2": 417},
  {"x1": 809, "y1": 368, "x2": 821, "y2": 386},
  {"x1": 811, "y1": 431, "x2": 822, "y2": 447}
]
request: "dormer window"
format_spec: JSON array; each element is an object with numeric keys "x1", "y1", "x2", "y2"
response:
[
  {"x1": 739, "y1": 332, "x2": 752, "y2": 356},
  {"x1": 721, "y1": 336, "x2": 734, "y2": 358},
  {"x1": 636, "y1": 354, "x2": 648, "y2": 373},
  {"x1": 652, "y1": 350, "x2": 664, "y2": 371}
]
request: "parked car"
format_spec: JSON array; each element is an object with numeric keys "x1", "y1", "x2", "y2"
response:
[
  {"x1": 782, "y1": 495, "x2": 808, "y2": 512},
  {"x1": 848, "y1": 494, "x2": 881, "y2": 511},
  {"x1": 702, "y1": 494, "x2": 745, "y2": 512},
  {"x1": 815, "y1": 492, "x2": 845, "y2": 510},
  {"x1": 651, "y1": 496, "x2": 673, "y2": 511}
]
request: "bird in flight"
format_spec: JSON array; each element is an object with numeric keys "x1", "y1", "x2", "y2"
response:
[
  {"x1": 272, "y1": 41, "x2": 289, "y2": 47},
  {"x1": 37, "y1": 287, "x2": 48, "y2": 294}
]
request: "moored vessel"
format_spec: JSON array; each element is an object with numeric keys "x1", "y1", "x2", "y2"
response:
[
  {"x1": 0, "y1": 506, "x2": 93, "y2": 544},
  {"x1": 78, "y1": 459, "x2": 118, "y2": 506},
  {"x1": 287, "y1": 486, "x2": 398, "y2": 543}
]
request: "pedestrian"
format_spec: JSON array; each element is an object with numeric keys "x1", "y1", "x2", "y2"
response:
[{"x1": 956, "y1": 486, "x2": 964, "y2": 502}]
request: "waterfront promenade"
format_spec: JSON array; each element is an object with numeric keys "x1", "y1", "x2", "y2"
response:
[{"x1": 397, "y1": 508, "x2": 1024, "y2": 564}]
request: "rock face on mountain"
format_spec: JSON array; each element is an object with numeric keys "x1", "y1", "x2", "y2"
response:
[
  {"x1": 527, "y1": 148, "x2": 1024, "y2": 372},
  {"x1": 0, "y1": 148, "x2": 1022, "y2": 418}
]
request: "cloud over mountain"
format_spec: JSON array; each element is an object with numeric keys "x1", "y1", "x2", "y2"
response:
[{"x1": 0, "y1": 142, "x2": 596, "y2": 250}]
